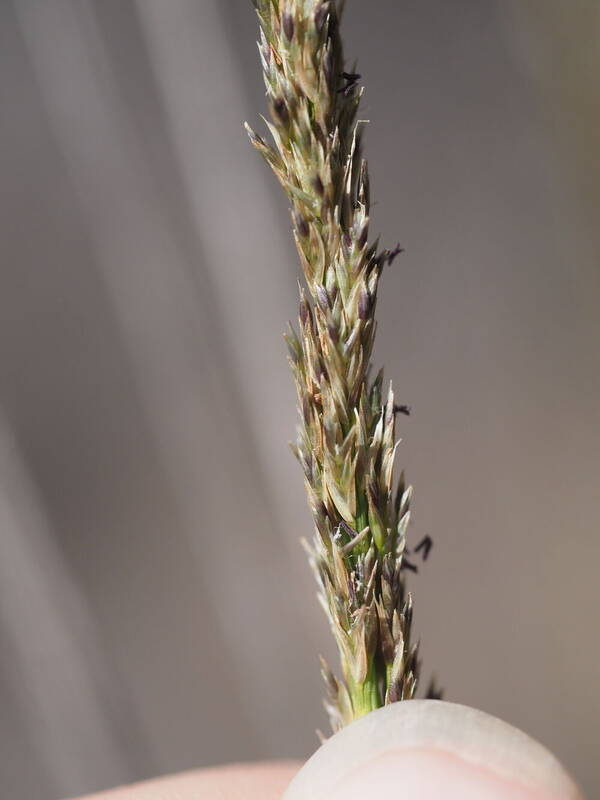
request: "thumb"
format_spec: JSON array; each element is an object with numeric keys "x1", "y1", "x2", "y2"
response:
[{"x1": 283, "y1": 700, "x2": 584, "y2": 800}]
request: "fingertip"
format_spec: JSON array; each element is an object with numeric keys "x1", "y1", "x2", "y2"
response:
[
  {"x1": 328, "y1": 748, "x2": 570, "y2": 800},
  {"x1": 283, "y1": 701, "x2": 584, "y2": 800}
]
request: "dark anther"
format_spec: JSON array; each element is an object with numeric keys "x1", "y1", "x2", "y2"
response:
[
  {"x1": 337, "y1": 71, "x2": 362, "y2": 96},
  {"x1": 312, "y1": 175, "x2": 325, "y2": 196},
  {"x1": 293, "y1": 211, "x2": 309, "y2": 238},
  {"x1": 272, "y1": 97, "x2": 289, "y2": 125},
  {"x1": 358, "y1": 225, "x2": 369, "y2": 249},
  {"x1": 327, "y1": 11, "x2": 337, "y2": 37},
  {"x1": 282, "y1": 12, "x2": 294, "y2": 41},
  {"x1": 299, "y1": 298, "x2": 310, "y2": 327},
  {"x1": 339, "y1": 519, "x2": 358, "y2": 538},
  {"x1": 414, "y1": 535, "x2": 433, "y2": 561},
  {"x1": 358, "y1": 289, "x2": 370, "y2": 320},
  {"x1": 393, "y1": 404, "x2": 411, "y2": 416},
  {"x1": 385, "y1": 243, "x2": 404, "y2": 266},
  {"x1": 401, "y1": 558, "x2": 418, "y2": 573},
  {"x1": 425, "y1": 678, "x2": 444, "y2": 701}
]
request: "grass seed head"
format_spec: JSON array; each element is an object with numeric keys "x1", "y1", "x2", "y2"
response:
[{"x1": 247, "y1": 0, "x2": 420, "y2": 731}]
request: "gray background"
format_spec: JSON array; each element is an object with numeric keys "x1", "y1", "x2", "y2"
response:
[{"x1": 1, "y1": 1, "x2": 598, "y2": 798}]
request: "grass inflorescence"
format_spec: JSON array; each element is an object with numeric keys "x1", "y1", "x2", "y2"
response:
[{"x1": 246, "y1": 0, "x2": 421, "y2": 731}]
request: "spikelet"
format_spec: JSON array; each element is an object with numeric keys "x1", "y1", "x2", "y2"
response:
[{"x1": 247, "y1": 0, "x2": 420, "y2": 730}]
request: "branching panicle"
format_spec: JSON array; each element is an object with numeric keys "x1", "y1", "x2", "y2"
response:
[{"x1": 247, "y1": 0, "x2": 420, "y2": 731}]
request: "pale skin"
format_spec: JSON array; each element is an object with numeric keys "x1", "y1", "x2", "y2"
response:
[
  {"x1": 75, "y1": 701, "x2": 585, "y2": 800},
  {"x1": 76, "y1": 762, "x2": 300, "y2": 800},
  {"x1": 74, "y1": 756, "x2": 582, "y2": 800}
]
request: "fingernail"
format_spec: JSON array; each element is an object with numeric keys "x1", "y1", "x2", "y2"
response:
[{"x1": 283, "y1": 700, "x2": 584, "y2": 799}]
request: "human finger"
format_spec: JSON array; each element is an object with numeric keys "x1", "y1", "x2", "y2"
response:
[
  {"x1": 282, "y1": 700, "x2": 584, "y2": 800},
  {"x1": 72, "y1": 760, "x2": 300, "y2": 800}
]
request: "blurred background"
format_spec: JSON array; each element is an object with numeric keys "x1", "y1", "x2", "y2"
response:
[{"x1": 1, "y1": 1, "x2": 599, "y2": 797}]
